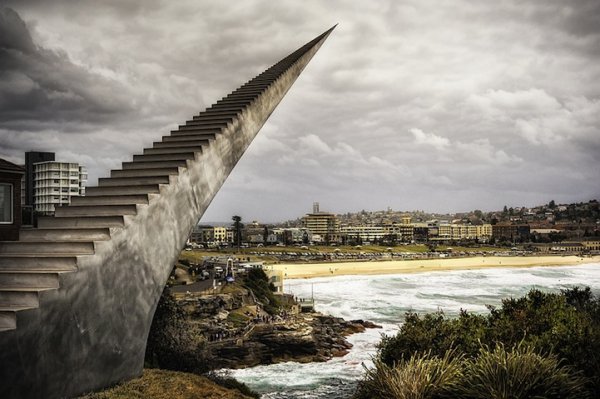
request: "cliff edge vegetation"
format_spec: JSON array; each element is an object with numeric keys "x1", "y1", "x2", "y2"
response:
[{"x1": 356, "y1": 287, "x2": 600, "y2": 398}]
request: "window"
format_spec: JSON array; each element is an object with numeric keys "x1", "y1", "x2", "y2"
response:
[{"x1": 0, "y1": 183, "x2": 13, "y2": 224}]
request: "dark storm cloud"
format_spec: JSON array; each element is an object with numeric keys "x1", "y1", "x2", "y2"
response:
[
  {"x1": 0, "y1": 0, "x2": 599, "y2": 221},
  {"x1": 0, "y1": 7, "x2": 133, "y2": 128}
]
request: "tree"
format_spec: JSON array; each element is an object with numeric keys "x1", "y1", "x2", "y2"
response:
[
  {"x1": 262, "y1": 225, "x2": 269, "y2": 245},
  {"x1": 231, "y1": 215, "x2": 243, "y2": 249},
  {"x1": 549, "y1": 200, "x2": 556, "y2": 209}
]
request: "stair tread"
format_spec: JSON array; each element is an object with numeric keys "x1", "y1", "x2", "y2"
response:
[
  {"x1": 153, "y1": 141, "x2": 208, "y2": 147},
  {"x1": 100, "y1": 175, "x2": 172, "y2": 181},
  {"x1": 0, "y1": 287, "x2": 55, "y2": 292},
  {"x1": 37, "y1": 215, "x2": 126, "y2": 227},
  {"x1": 71, "y1": 194, "x2": 150, "y2": 202},
  {"x1": 0, "y1": 305, "x2": 37, "y2": 312},
  {"x1": 133, "y1": 153, "x2": 198, "y2": 160},
  {"x1": 0, "y1": 254, "x2": 79, "y2": 258},
  {"x1": 143, "y1": 147, "x2": 204, "y2": 155}
]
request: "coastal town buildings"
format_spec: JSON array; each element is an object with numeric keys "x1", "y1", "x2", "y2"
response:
[
  {"x1": 491, "y1": 224, "x2": 530, "y2": 242},
  {"x1": 340, "y1": 225, "x2": 386, "y2": 243},
  {"x1": 301, "y1": 203, "x2": 340, "y2": 243},
  {"x1": 187, "y1": 200, "x2": 597, "y2": 250},
  {"x1": 20, "y1": 151, "x2": 88, "y2": 216},
  {"x1": 0, "y1": 158, "x2": 24, "y2": 241},
  {"x1": 31, "y1": 161, "x2": 87, "y2": 215},
  {"x1": 24, "y1": 151, "x2": 54, "y2": 208}
]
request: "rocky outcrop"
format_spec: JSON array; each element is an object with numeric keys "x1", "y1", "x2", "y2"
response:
[
  {"x1": 186, "y1": 291, "x2": 250, "y2": 318},
  {"x1": 205, "y1": 313, "x2": 381, "y2": 369}
]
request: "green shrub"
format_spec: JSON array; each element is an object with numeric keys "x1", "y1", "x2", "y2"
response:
[
  {"x1": 144, "y1": 288, "x2": 208, "y2": 374},
  {"x1": 242, "y1": 268, "x2": 280, "y2": 314},
  {"x1": 355, "y1": 351, "x2": 462, "y2": 399},
  {"x1": 458, "y1": 344, "x2": 589, "y2": 399},
  {"x1": 378, "y1": 310, "x2": 487, "y2": 365},
  {"x1": 372, "y1": 288, "x2": 600, "y2": 396},
  {"x1": 205, "y1": 371, "x2": 261, "y2": 399}
]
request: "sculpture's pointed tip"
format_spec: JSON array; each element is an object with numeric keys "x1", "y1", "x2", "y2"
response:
[{"x1": 318, "y1": 24, "x2": 337, "y2": 40}]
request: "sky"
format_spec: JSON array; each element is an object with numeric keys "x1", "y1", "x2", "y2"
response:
[{"x1": 1, "y1": 0, "x2": 599, "y2": 223}]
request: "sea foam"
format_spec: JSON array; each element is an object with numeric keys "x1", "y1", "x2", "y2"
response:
[{"x1": 229, "y1": 262, "x2": 600, "y2": 398}]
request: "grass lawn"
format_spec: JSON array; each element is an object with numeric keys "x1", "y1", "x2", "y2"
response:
[{"x1": 78, "y1": 369, "x2": 252, "y2": 399}]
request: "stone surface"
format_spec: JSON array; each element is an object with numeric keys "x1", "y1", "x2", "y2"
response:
[
  {"x1": 204, "y1": 313, "x2": 380, "y2": 369},
  {"x1": 0, "y1": 27, "x2": 335, "y2": 399}
]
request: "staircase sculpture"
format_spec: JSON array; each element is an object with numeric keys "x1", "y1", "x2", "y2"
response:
[{"x1": 0, "y1": 26, "x2": 335, "y2": 399}]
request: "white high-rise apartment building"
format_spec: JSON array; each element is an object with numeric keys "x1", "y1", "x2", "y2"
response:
[{"x1": 33, "y1": 161, "x2": 87, "y2": 215}]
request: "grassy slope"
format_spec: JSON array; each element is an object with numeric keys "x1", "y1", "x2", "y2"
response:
[{"x1": 79, "y1": 369, "x2": 252, "y2": 399}]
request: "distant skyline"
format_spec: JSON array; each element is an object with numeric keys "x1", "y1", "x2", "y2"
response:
[{"x1": 1, "y1": 1, "x2": 599, "y2": 223}]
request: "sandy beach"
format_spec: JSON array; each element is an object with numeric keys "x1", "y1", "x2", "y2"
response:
[{"x1": 270, "y1": 255, "x2": 600, "y2": 279}]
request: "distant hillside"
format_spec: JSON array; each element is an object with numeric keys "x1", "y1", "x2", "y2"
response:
[{"x1": 278, "y1": 199, "x2": 600, "y2": 227}]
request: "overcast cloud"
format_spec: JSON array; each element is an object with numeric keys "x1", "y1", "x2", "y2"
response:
[{"x1": 1, "y1": 0, "x2": 599, "y2": 222}]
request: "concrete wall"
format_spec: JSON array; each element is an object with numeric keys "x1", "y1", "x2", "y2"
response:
[{"x1": 0, "y1": 29, "x2": 333, "y2": 398}]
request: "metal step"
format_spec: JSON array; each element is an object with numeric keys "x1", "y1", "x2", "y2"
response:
[
  {"x1": 222, "y1": 94, "x2": 262, "y2": 101},
  {"x1": 86, "y1": 184, "x2": 161, "y2": 196},
  {"x1": 0, "y1": 273, "x2": 59, "y2": 289},
  {"x1": 216, "y1": 98, "x2": 255, "y2": 105},
  {"x1": 0, "y1": 311, "x2": 16, "y2": 332},
  {"x1": 181, "y1": 120, "x2": 230, "y2": 128},
  {"x1": 228, "y1": 88, "x2": 266, "y2": 96},
  {"x1": 153, "y1": 141, "x2": 209, "y2": 149},
  {"x1": 177, "y1": 123, "x2": 228, "y2": 131},
  {"x1": 19, "y1": 228, "x2": 111, "y2": 242},
  {"x1": 200, "y1": 107, "x2": 245, "y2": 114},
  {"x1": 162, "y1": 134, "x2": 215, "y2": 143},
  {"x1": 98, "y1": 175, "x2": 171, "y2": 187},
  {"x1": 122, "y1": 160, "x2": 188, "y2": 170},
  {"x1": 209, "y1": 101, "x2": 252, "y2": 109},
  {"x1": 231, "y1": 86, "x2": 267, "y2": 93},
  {"x1": 170, "y1": 127, "x2": 222, "y2": 135},
  {"x1": 70, "y1": 194, "x2": 150, "y2": 205},
  {"x1": 0, "y1": 291, "x2": 39, "y2": 308},
  {"x1": 38, "y1": 215, "x2": 125, "y2": 229},
  {"x1": 0, "y1": 255, "x2": 77, "y2": 273},
  {"x1": 169, "y1": 131, "x2": 221, "y2": 138},
  {"x1": 242, "y1": 81, "x2": 271, "y2": 86},
  {"x1": 143, "y1": 146, "x2": 204, "y2": 155},
  {"x1": 0, "y1": 241, "x2": 95, "y2": 255},
  {"x1": 185, "y1": 117, "x2": 234, "y2": 125},
  {"x1": 54, "y1": 205, "x2": 137, "y2": 218},
  {"x1": 111, "y1": 167, "x2": 181, "y2": 177},
  {"x1": 132, "y1": 152, "x2": 198, "y2": 162},
  {"x1": 194, "y1": 111, "x2": 241, "y2": 119}
]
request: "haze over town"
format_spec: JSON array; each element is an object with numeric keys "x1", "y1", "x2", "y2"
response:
[{"x1": 1, "y1": 0, "x2": 599, "y2": 223}]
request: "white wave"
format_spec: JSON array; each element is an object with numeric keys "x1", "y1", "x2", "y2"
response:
[{"x1": 228, "y1": 263, "x2": 600, "y2": 397}]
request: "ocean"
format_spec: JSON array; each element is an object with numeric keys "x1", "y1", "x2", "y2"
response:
[{"x1": 227, "y1": 262, "x2": 600, "y2": 398}]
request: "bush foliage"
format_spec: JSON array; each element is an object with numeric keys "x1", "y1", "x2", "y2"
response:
[
  {"x1": 356, "y1": 345, "x2": 589, "y2": 399},
  {"x1": 145, "y1": 288, "x2": 209, "y2": 374},
  {"x1": 144, "y1": 288, "x2": 260, "y2": 398},
  {"x1": 242, "y1": 268, "x2": 280, "y2": 314},
  {"x1": 358, "y1": 287, "x2": 600, "y2": 398}
]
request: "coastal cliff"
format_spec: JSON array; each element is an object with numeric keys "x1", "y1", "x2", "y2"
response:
[
  {"x1": 207, "y1": 313, "x2": 379, "y2": 369},
  {"x1": 174, "y1": 285, "x2": 380, "y2": 369}
]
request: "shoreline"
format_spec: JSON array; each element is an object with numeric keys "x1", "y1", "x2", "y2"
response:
[{"x1": 270, "y1": 255, "x2": 600, "y2": 279}]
